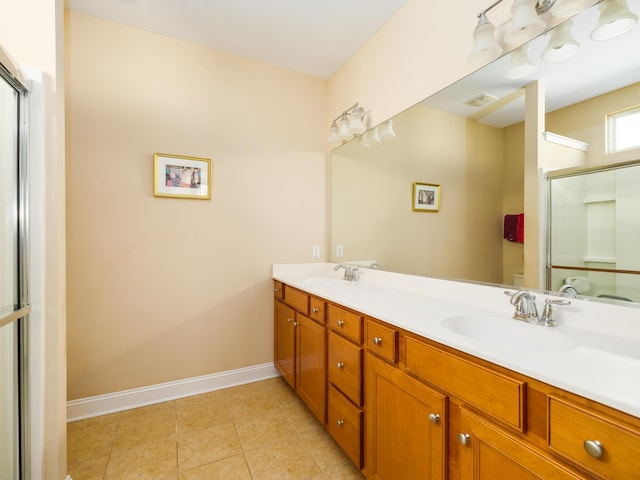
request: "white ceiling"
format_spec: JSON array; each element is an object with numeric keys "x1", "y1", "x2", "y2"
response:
[{"x1": 65, "y1": 0, "x2": 409, "y2": 79}]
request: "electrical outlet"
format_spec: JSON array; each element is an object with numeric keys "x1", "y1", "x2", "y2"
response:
[
  {"x1": 312, "y1": 245, "x2": 320, "y2": 259},
  {"x1": 336, "y1": 245, "x2": 344, "y2": 258}
]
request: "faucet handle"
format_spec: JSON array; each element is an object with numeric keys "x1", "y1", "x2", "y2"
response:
[{"x1": 541, "y1": 298, "x2": 571, "y2": 327}]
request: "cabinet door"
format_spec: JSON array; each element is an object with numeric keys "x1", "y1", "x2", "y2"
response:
[
  {"x1": 458, "y1": 408, "x2": 584, "y2": 480},
  {"x1": 365, "y1": 353, "x2": 446, "y2": 480},
  {"x1": 275, "y1": 300, "x2": 296, "y2": 388},
  {"x1": 296, "y1": 314, "x2": 326, "y2": 424}
]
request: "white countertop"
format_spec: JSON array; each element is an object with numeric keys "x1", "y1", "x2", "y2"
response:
[{"x1": 273, "y1": 263, "x2": 640, "y2": 418}]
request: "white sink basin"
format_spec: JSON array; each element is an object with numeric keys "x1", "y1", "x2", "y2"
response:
[
  {"x1": 441, "y1": 315, "x2": 579, "y2": 353},
  {"x1": 301, "y1": 278, "x2": 353, "y2": 288}
]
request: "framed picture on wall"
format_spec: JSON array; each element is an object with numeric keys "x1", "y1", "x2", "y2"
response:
[
  {"x1": 412, "y1": 182, "x2": 440, "y2": 212},
  {"x1": 153, "y1": 153, "x2": 211, "y2": 200}
]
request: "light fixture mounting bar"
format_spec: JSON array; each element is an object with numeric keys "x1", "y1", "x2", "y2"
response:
[
  {"x1": 330, "y1": 102, "x2": 360, "y2": 126},
  {"x1": 478, "y1": 0, "x2": 505, "y2": 18}
]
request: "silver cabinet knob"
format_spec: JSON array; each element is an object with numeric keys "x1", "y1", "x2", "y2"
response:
[
  {"x1": 337, "y1": 419, "x2": 344, "y2": 427},
  {"x1": 287, "y1": 318, "x2": 292, "y2": 323},
  {"x1": 336, "y1": 361, "x2": 345, "y2": 369},
  {"x1": 312, "y1": 307, "x2": 319, "y2": 313},
  {"x1": 584, "y1": 440, "x2": 604, "y2": 459},
  {"x1": 337, "y1": 320, "x2": 345, "y2": 327},
  {"x1": 373, "y1": 336, "x2": 382, "y2": 345},
  {"x1": 458, "y1": 433, "x2": 471, "y2": 446},
  {"x1": 274, "y1": 287, "x2": 280, "y2": 292},
  {"x1": 294, "y1": 321, "x2": 299, "y2": 327},
  {"x1": 428, "y1": 413, "x2": 440, "y2": 424}
]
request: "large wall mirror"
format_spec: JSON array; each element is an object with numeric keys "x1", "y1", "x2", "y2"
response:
[{"x1": 329, "y1": 0, "x2": 640, "y2": 304}]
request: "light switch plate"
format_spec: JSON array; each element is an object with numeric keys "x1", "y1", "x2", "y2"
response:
[{"x1": 312, "y1": 245, "x2": 320, "y2": 259}]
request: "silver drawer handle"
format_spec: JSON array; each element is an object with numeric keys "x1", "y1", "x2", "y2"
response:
[
  {"x1": 373, "y1": 336, "x2": 382, "y2": 345},
  {"x1": 287, "y1": 318, "x2": 292, "y2": 323},
  {"x1": 584, "y1": 439, "x2": 604, "y2": 459},
  {"x1": 312, "y1": 307, "x2": 319, "y2": 313},
  {"x1": 337, "y1": 320, "x2": 345, "y2": 327},
  {"x1": 337, "y1": 419, "x2": 344, "y2": 427},
  {"x1": 458, "y1": 433, "x2": 471, "y2": 446},
  {"x1": 428, "y1": 413, "x2": 440, "y2": 424},
  {"x1": 336, "y1": 361, "x2": 345, "y2": 369}
]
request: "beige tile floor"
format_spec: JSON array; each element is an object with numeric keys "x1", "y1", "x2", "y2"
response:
[{"x1": 67, "y1": 377, "x2": 365, "y2": 480}]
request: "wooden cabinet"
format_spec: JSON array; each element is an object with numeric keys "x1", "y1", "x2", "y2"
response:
[
  {"x1": 274, "y1": 281, "x2": 640, "y2": 479},
  {"x1": 274, "y1": 300, "x2": 296, "y2": 388},
  {"x1": 548, "y1": 395, "x2": 640, "y2": 479},
  {"x1": 326, "y1": 303, "x2": 364, "y2": 468},
  {"x1": 458, "y1": 408, "x2": 583, "y2": 480},
  {"x1": 295, "y1": 313, "x2": 326, "y2": 424},
  {"x1": 365, "y1": 353, "x2": 447, "y2": 480},
  {"x1": 274, "y1": 283, "x2": 327, "y2": 424}
]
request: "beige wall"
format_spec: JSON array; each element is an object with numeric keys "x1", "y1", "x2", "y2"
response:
[
  {"x1": 328, "y1": 0, "x2": 507, "y2": 129},
  {"x1": 65, "y1": 12, "x2": 327, "y2": 399},
  {"x1": 0, "y1": 0, "x2": 67, "y2": 478},
  {"x1": 331, "y1": 105, "x2": 505, "y2": 282},
  {"x1": 546, "y1": 82, "x2": 640, "y2": 165}
]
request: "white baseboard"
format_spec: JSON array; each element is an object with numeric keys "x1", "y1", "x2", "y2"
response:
[{"x1": 67, "y1": 362, "x2": 280, "y2": 422}]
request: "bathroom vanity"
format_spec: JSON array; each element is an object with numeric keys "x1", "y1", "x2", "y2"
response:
[{"x1": 273, "y1": 263, "x2": 640, "y2": 479}]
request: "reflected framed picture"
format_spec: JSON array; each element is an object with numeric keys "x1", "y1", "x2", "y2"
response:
[
  {"x1": 153, "y1": 153, "x2": 211, "y2": 200},
  {"x1": 412, "y1": 182, "x2": 440, "y2": 212}
]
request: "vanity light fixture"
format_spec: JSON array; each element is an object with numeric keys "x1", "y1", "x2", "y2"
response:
[
  {"x1": 504, "y1": 0, "x2": 548, "y2": 45},
  {"x1": 468, "y1": 0, "x2": 558, "y2": 65},
  {"x1": 468, "y1": 11, "x2": 503, "y2": 65},
  {"x1": 327, "y1": 102, "x2": 367, "y2": 146},
  {"x1": 591, "y1": 0, "x2": 638, "y2": 40},
  {"x1": 541, "y1": 19, "x2": 580, "y2": 61}
]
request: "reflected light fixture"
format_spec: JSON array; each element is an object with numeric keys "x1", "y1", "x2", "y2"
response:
[
  {"x1": 591, "y1": 0, "x2": 638, "y2": 40},
  {"x1": 327, "y1": 102, "x2": 366, "y2": 146},
  {"x1": 541, "y1": 19, "x2": 579, "y2": 61},
  {"x1": 378, "y1": 119, "x2": 396, "y2": 140},
  {"x1": 505, "y1": 44, "x2": 536, "y2": 78}
]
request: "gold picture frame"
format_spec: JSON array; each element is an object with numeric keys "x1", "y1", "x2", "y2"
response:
[
  {"x1": 153, "y1": 153, "x2": 211, "y2": 200},
  {"x1": 412, "y1": 182, "x2": 440, "y2": 212}
]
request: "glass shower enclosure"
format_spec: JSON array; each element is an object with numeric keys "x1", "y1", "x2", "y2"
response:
[{"x1": 0, "y1": 58, "x2": 30, "y2": 479}]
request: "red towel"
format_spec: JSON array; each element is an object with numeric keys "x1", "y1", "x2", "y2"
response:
[
  {"x1": 516, "y1": 213, "x2": 524, "y2": 243},
  {"x1": 503, "y1": 215, "x2": 519, "y2": 242}
]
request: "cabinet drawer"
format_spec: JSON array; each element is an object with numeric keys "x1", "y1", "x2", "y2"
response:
[
  {"x1": 366, "y1": 319, "x2": 398, "y2": 363},
  {"x1": 548, "y1": 395, "x2": 640, "y2": 479},
  {"x1": 327, "y1": 384, "x2": 363, "y2": 468},
  {"x1": 327, "y1": 304, "x2": 363, "y2": 343},
  {"x1": 405, "y1": 337, "x2": 525, "y2": 431},
  {"x1": 309, "y1": 297, "x2": 326, "y2": 325},
  {"x1": 328, "y1": 331, "x2": 363, "y2": 406},
  {"x1": 284, "y1": 286, "x2": 309, "y2": 315},
  {"x1": 274, "y1": 281, "x2": 284, "y2": 301}
]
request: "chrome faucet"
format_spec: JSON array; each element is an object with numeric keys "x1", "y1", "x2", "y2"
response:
[
  {"x1": 334, "y1": 263, "x2": 360, "y2": 281},
  {"x1": 509, "y1": 290, "x2": 571, "y2": 327},
  {"x1": 510, "y1": 291, "x2": 539, "y2": 323},
  {"x1": 367, "y1": 261, "x2": 383, "y2": 270}
]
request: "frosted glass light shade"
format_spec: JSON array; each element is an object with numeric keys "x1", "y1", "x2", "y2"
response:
[
  {"x1": 467, "y1": 15, "x2": 502, "y2": 65},
  {"x1": 542, "y1": 20, "x2": 579, "y2": 62},
  {"x1": 550, "y1": 0, "x2": 595, "y2": 17},
  {"x1": 362, "y1": 128, "x2": 381, "y2": 147},
  {"x1": 504, "y1": 0, "x2": 547, "y2": 45},
  {"x1": 349, "y1": 107, "x2": 366, "y2": 134},
  {"x1": 378, "y1": 119, "x2": 396, "y2": 140},
  {"x1": 338, "y1": 116, "x2": 352, "y2": 140},
  {"x1": 327, "y1": 124, "x2": 340, "y2": 146},
  {"x1": 591, "y1": 0, "x2": 638, "y2": 40},
  {"x1": 505, "y1": 45, "x2": 536, "y2": 79}
]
